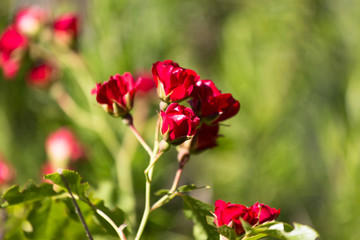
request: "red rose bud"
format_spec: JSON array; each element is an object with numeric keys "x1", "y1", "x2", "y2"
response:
[
  {"x1": 190, "y1": 123, "x2": 219, "y2": 153},
  {"x1": 53, "y1": 13, "x2": 79, "y2": 46},
  {"x1": 160, "y1": 103, "x2": 200, "y2": 145},
  {"x1": 0, "y1": 26, "x2": 27, "y2": 79},
  {"x1": 250, "y1": 202, "x2": 281, "y2": 224},
  {"x1": 190, "y1": 80, "x2": 240, "y2": 124},
  {"x1": 152, "y1": 60, "x2": 200, "y2": 102},
  {"x1": 0, "y1": 155, "x2": 15, "y2": 186},
  {"x1": 27, "y1": 63, "x2": 54, "y2": 88},
  {"x1": 45, "y1": 127, "x2": 84, "y2": 168},
  {"x1": 214, "y1": 200, "x2": 280, "y2": 235},
  {"x1": 14, "y1": 7, "x2": 47, "y2": 36},
  {"x1": 92, "y1": 72, "x2": 136, "y2": 117}
]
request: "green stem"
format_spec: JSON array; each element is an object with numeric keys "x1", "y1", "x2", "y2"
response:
[
  {"x1": 60, "y1": 172, "x2": 93, "y2": 240},
  {"x1": 0, "y1": 208, "x2": 7, "y2": 240},
  {"x1": 95, "y1": 209, "x2": 127, "y2": 240},
  {"x1": 126, "y1": 116, "x2": 152, "y2": 157},
  {"x1": 150, "y1": 154, "x2": 189, "y2": 211},
  {"x1": 134, "y1": 119, "x2": 161, "y2": 240}
]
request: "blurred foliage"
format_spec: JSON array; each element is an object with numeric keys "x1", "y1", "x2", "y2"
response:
[{"x1": 0, "y1": 0, "x2": 359, "y2": 239}]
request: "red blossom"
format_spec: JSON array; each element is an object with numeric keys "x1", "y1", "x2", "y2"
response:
[
  {"x1": 160, "y1": 103, "x2": 200, "y2": 145},
  {"x1": 92, "y1": 72, "x2": 136, "y2": 117},
  {"x1": 53, "y1": 13, "x2": 79, "y2": 45},
  {"x1": 0, "y1": 26, "x2": 27, "y2": 79},
  {"x1": 135, "y1": 72, "x2": 156, "y2": 96},
  {"x1": 152, "y1": 60, "x2": 200, "y2": 102},
  {"x1": 190, "y1": 123, "x2": 220, "y2": 153},
  {"x1": 214, "y1": 200, "x2": 280, "y2": 235},
  {"x1": 190, "y1": 80, "x2": 240, "y2": 124},
  {"x1": 27, "y1": 63, "x2": 53, "y2": 88}
]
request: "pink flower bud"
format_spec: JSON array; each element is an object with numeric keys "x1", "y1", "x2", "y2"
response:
[
  {"x1": 92, "y1": 72, "x2": 136, "y2": 117},
  {"x1": 160, "y1": 103, "x2": 200, "y2": 145},
  {"x1": 14, "y1": 7, "x2": 47, "y2": 36},
  {"x1": 190, "y1": 124, "x2": 219, "y2": 153},
  {"x1": 152, "y1": 60, "x2": 200, "y2": 102},
  {"x1": 27, "y1": 63, "x2": 54, "y2": 88},
  {"x1": 53, "y1": 13, "x2": 79, "y2": 45},
  {"x1": 190, "y1": 80, "x2": 240, "y2": 124},
  {"x1": 214, "y1": 200, "x2": 280, "y2": 235},
  {"x1": 45, "y1": 127, "x2": 84, "y2": 168},
  {"x1": 0, "y1": 155, "x2": 15, "y2": 186}
]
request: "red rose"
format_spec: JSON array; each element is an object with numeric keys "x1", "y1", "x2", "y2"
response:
[
  {"x1": 53, "y1": 13, "x2": 79, "y2": 45},
  {"x1": 214, "y1": 200, "x2": 280, "y2": 235},
  {"x1": 14, "y1": 7, "x2": 47, "y2": 36},
  {"x1": 0, "y1": 26, "x2": 27, "y2": 79},
  {"x1": 152, "y1": 60, "x2": 200, "y2": 102},
  {"x1": 160, "y1": 103, "x2": 200, "y2": 145},
  {"x1": 250, "y1": 202, "x2": 281, "y2": 224},
  {"x1": 92, "y1": 72, "x2": 136, "y2": 117},
  {"x1": 27, "y1": 63, "x2": 53, "y2": 88},
  {"x1": 190, "y1": 123, "x2": 219, "y2": 153},
  {"x1": 190, "y1": 80, "x2": 240, "y2": 124}
]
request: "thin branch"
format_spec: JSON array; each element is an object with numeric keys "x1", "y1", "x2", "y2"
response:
[
  {"x1": 60, "y1": 172, "x2": 93, "y2": 240},
  {"x1": 128, "y1": 123, "x2": 153, "y2": 157},
  {"x1": 0, "y1": 208, "x2": 7, "y2": 240},
  {"x1": 134, "y1": 118, "x2": 161, "y2": 240},
  {"x1": 95, "y1": 209, "x2": 127, "y2": 240},
  {"x1": 150, "y1": 154, "x2": 189, "y2": 211}
]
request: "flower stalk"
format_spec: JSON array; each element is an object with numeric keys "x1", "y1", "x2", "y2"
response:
[{"x1": 60, "y1": 170, "x2": 93, "y2": 240}]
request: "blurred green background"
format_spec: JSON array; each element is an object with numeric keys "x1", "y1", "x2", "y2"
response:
[{"x1": 1, "y1": 0, "x2": 360, "y2": 239}]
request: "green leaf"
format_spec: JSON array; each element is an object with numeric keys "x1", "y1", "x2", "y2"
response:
[
  {"x1": 44, "y1": 170, "x2": 88, "y2": 200},
  {"x1": 1, "y1": 182, "x2": 61, "y2": 207},
  {"x1": 181, "y1": 195, "x2": 219, "y2": 240},
  {"x1": 242, "y1": 221, "x2": 320, "y2": 240},
  {"x1": 206, "y1": 215, "x2": 216, "y2": 227},
  {"x1": 240, "y1": 218, "x2": 253, "y2": 234},
  {"x1": 154, "y1": 189, "x2": 170, "y2": 196},
  {"x1": 155, "y1": 184, "x2": 210, "y2": 196},
  {"x1": 25, "y1": 198, "x2": 69, "y2": 240},
  {"x1": 218, "y1": 225, "x2": 238, "y2": 240},
  {"x1": 177, "y1": 184, "x2": 210, "y2": 193},
  {"x1": 268, "y1": 222, "x2": 319, "y2": 240},
  {"x1": 45, "y1": 170, "x2": 128, "y2": 238}
]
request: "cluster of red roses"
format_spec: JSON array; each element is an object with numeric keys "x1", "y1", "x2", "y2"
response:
[
  {"x1": 93, "y1": 60, "x2": 240, "y2": 152},
  {"x1": 0, "y1": 6, "x2": 78, "y2": 87},
  {"x1": 92, "y1": 60, "x2": 279, "y2": 236},
  {"x1": 214, "y1": 200, "x2": 280, "y2": 235}
]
